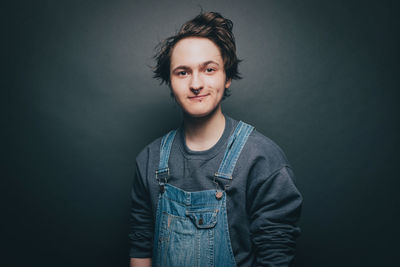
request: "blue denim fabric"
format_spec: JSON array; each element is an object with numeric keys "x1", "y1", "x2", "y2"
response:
[
  {"x1": 152, "y1": 121, "x2": 254, "y2": 267},
  {"x1": 215, "y1": 121, "x2": 254, "y2": 179}
]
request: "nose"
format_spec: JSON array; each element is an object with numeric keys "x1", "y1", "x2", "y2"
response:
[{"x1": 190, "y1": 72, "x2": 203, "y2": 94}]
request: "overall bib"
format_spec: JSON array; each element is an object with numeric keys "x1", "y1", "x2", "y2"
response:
[{"x1": 152, "y1": 121, "x2": 254, "y2": 267}]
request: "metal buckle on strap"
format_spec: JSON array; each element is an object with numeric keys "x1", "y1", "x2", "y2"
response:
[
  {"x1": 156, "y1": 168, "x2": 169, "y2": 180},
  {"x1": 213, "y1": 173, "x2": 223, "y2": 200},
  {"x1": 156, "y1": 168, "x2": 169, "y2": 193}
]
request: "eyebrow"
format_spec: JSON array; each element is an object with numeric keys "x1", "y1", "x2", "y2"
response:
[{"x1": 172, "y1": 60, "x2": 220, "y2": 72}]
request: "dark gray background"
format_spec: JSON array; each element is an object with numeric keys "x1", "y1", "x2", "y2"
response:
[{"x1": 3, "y1": 0, "x2": 399, "y2": 266}]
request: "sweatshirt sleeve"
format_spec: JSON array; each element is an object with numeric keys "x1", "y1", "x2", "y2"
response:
[
  {"x1": 247, "y1": 163, "x2": 303, "y2": 266},
  {"x1": 128, "y1": 159, "x2": 154, "y2": 258}
]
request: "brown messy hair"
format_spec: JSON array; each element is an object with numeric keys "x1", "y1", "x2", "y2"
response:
[{"x1": 153, "y1": 11, "x2": 242, "y2": 98}]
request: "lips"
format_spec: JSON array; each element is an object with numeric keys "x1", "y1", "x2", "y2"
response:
[{"x1": 188, "y1": 93, "x2": 210, "y2": 100}]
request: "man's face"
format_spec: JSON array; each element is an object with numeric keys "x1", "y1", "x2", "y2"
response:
[{"x1": 170, "y1": 37, "x2": 231, "y2": 118}]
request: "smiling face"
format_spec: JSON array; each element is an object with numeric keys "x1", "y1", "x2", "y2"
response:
[{"x1": 170, "y1": 37, "x2": 231, "y2": 118}]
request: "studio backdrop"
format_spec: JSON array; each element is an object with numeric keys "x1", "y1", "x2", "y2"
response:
[{"x1": 4, "y1": 0, "x2": 398, "y2": 266}]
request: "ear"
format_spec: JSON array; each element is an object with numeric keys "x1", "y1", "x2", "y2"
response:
[{"x1": 225, "y1": 78, "x2": 232, "y2": 89}]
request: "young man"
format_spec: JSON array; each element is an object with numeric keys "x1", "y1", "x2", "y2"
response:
[{"x1": 129, "y1": 12, "x2": 302, "y2": 267}]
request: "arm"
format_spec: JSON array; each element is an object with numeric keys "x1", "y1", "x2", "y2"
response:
[
  {"x1": 248, "y1": 165, "x2": 302, "y2": 266},
  {"x1": 130, "y1": 258, "x2": 152, "y2": 267},
  {"x1": 129, "y1": 160, "x2": 154, "y2": 260}
]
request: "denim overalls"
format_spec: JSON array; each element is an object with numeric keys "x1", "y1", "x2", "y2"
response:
[{"x1": 152, "y1": 121, "x2": 254, "y2": 267}]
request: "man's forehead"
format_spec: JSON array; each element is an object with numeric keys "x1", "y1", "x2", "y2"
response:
[{"x1": 170, "y1": 37, "x2": 223, "y2": 67}]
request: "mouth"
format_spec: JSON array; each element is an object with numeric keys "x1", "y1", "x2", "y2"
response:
[{"x1": 188, "y1": 93, "x2": 210, "y2": 100}]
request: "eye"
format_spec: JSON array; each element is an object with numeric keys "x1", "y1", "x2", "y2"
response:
[
  {"x1": 205, "y1": 68, "x2": 215, "y2": 73},
  {"x1": 177, "y1": 71, "x2": 187, "y2": 76}
]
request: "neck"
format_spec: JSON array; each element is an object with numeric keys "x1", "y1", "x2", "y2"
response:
[{"x1": 183, "y1": 105, "x2": 225, "y2": 151}]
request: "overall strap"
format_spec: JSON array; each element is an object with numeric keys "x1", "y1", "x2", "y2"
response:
[
  {"x1": 156, "y1": 129, "x2": 177, "y2": 182},
  {"x1": 215, "y1": 121, "x2": 254, "y2": 180}
]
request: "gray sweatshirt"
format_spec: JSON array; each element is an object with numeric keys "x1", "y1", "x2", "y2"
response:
[{"x1": 129, "y1": 115, "x2": 302, "y2": 266}]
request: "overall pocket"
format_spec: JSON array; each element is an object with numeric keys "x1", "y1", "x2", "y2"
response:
[
  {"x1": 186, "y1": 208, "x2": 219, "y2": 229},
  {"x1": 157, "y1": 212, "x2": 197, "y2": 267}
]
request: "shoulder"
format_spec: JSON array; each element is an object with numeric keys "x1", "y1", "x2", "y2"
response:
[
  {"x1": 136, "y1": 136, "x2": 162, "y2": 165},
  {"x1": 135, "y1": 128, "x2": 179, "y2": 165},
  {"x1": 227, "y1": 117, "x2": 288, "y2": 163},
  {"x1": 240, "y1": 122, "x2": 291, "y2": 177},
  {"x1": 248, "y1": 128, "x2": 288, "y2": 163}
]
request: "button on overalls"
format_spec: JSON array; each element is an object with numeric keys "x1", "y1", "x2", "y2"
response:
[{"x1": 152, "y1": 121, "x2": 254, "y2": 267}]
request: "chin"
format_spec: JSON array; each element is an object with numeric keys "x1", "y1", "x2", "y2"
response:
[
  {"x1": 185, "y1": 111, "x2": 211, "y2": 118},
  {"x1": 183, "y1": 106, "x2": 220, "y2": 119}
]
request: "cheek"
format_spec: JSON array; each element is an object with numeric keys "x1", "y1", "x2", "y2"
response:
[
  {"x1": 170, "y1": 77, "x2": 178, "y2": 90},
  {"x1": 206, "y1": 76, "x2": 226, "y2": 91},
  {"x1": 170, "y1": 79, "x2": 184, "y2": 95}
]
